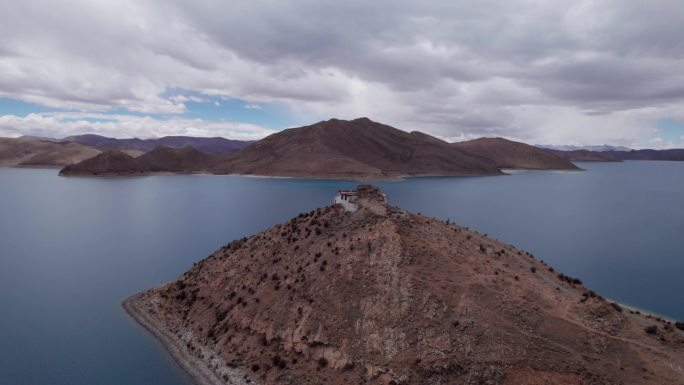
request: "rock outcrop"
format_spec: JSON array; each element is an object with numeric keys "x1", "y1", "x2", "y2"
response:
[{"x1": 129, "y1": 186, "x2": 684, "y2": 385}]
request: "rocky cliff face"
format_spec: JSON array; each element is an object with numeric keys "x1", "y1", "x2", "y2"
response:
[{"x1": 133, "y1": 188, "x2": 683, "y2": 385}]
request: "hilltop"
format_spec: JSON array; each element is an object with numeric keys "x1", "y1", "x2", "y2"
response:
[
  {"x1": 452, "y1": 137, "x2": 579, "y2": 170},
  {"x1": 125, "y1": 186, "x2": 684, "y2": 385},
  {"x1": 209, "y1": 118, "x2": 502, "y2": 178}
]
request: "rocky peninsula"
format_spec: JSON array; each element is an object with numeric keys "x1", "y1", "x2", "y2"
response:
[{"x1": 125, "y1": 186, "x2": 683, "y2": 384}]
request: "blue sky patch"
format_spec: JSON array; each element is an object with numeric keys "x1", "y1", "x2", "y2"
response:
[{"x1": 655, "y1": 118, "x2": 684, "y2": 141}]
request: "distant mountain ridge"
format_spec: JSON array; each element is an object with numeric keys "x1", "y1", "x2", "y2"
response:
[
  {"x1": 0, "y1": 137, "x2": 101, "y2": 167},
  {"x1": 537, "y1": 144, "x2": 632, "y2": 152},
  {"x1": 549, "y1": 148, "x2": 684, "y2": 162},
  {"x1": 60, "y1": 146, "x2": 219, "y2": 176},
  {"x1": 64, "y1": 134, "x2": 252, "y2": 155}
]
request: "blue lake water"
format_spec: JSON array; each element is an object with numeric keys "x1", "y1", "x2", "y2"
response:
[{"x1": 1, "y1": 162, "x2": 683, "y2": 384}]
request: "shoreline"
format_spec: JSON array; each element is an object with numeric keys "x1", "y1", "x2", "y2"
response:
[{"x1": 122, "y1": 292, "x2": 248, "y2": 385}]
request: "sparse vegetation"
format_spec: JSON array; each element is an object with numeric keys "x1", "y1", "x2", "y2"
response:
[
  {"x1": 272, "y1": 355, "x2": 287, "y2": 369},
  {"x1": 557, "y1": 273, "x2": 582, "y2": 285}
]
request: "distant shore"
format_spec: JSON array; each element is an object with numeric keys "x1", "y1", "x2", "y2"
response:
[{"x1": 122, "y1": 292, "x2": 249, "y2": 385}]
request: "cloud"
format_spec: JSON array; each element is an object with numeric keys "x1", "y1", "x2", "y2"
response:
[
  {"x1": 0, "y1": 112, "x2": 275, "y2": 140},
  {"x1": 1, "y1": 0, "x2": 684, "y2": 146},
  {"x1": 245, "y1": 103, "x2": 262, "y2": 110}
]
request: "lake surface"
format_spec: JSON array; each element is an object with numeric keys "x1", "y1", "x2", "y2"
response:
[{"x1": 1, "y1": 162, "x2": 683, "y2": 384}]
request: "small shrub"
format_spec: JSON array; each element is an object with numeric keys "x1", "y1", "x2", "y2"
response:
[
  {"x1": 251, "y1": 364, "x2": 260, "y2": 372},
  {"x1": 530, "y1": 267, "x2": 536, "y2": 273},
  {"x1": 318, "y1": 357, "x2": 328, "y2": 368},
  {"x1": 645, "y1": 325, "x2": 658, "y2": 335},
  {"x1": 675, "y1": 322, "x2": 684, "y2": 331},
  {"x1": 272, "y1": 355, "x2": 287, "y2": 369},
  {"x1": 610, "y1": 302, "x2": 623, "y2": 313}
]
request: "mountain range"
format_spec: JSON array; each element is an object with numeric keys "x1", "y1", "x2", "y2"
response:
[
  {"x1": 549, "y1": 148, "x2": 684, "y2": 162},
  {"x1": 2, "y1": 117, "x2": 683, "y2": 177},
  {"x1": 537, "y1": 144, "x2": 632, "y2": 152},
  {"x1": 63, "y1": 134, "x2": 252, "y2": 155},
  {"x1": 57, "y1": 118, "x2": 581, "y2": 178}
]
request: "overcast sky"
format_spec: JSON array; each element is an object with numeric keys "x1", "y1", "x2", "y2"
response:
[{"x1": 1, "y1": 0, "x2": 684, "y2": 148}]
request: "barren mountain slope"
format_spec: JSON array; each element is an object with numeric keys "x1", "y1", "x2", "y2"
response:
[
  {"x1": 135, "y1": 146, "x2": 219, "y2": 172},
  {"x1": 59, "y1": 150, "x2": 140, "y2": 175},
  {"x1": 65, "y1": 134, "x2": 251, "y2": 155},
  {"x1": 210, "y1": 118, "x2": 501, "y2": 178},
  {"x1": 59, "y1": 146, "x2": 220, "y2": 175},
  {"x1": 0, "y1": 138, "x2": 100, "y2": 167},
  {"x1": 452, "y1": 137, "x2": 579, "y2": 170},
  {"x1": 130, "y1": 191, "x2": 684, "y2": 385}
]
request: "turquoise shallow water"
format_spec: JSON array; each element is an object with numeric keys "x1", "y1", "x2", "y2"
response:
[{"x1": 0, "y1": 161, "x2": 682, "y2": 384}]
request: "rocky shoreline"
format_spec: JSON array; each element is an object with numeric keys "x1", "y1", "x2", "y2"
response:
[{"x1": 122, "y1": 292, "x2": 252, "y2": 385}]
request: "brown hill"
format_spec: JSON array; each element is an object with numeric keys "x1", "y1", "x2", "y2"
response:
[
  {"x1": 64, "y1": 134, "x2": 252, "y2": 155},
  {"x1": 135, "y1": 146, "x2": 218, "y2": 172},
  {"x1": 126, "y1": 186, "x2": 683, "y2": 385},
  {"x1": 210, "y1": 118, "x2": 502, "y2": 178},
  {"x1": 59, "y1": 150, "x2": 141, "y2": 176},
  {"x1": 0, "y1": 138, "x2": 100, "y2": 167},
  {"x1": 59, "y1": 146, "x2": 220, "y2": 176},
  {"x1": 452, "y1": 137, "x2": 579, "y2": 170}
]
